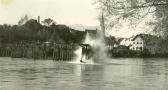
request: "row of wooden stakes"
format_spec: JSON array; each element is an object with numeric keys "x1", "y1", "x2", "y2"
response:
[{"x1": 0, "y1": 43, "x2": 78, "y2": 61}]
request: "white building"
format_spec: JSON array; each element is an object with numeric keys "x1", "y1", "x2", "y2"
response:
[{"x1": 129, "y1": 34, "x2": 161, "y2": 54}]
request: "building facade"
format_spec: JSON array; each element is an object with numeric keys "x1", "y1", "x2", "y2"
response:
[
  {"x1": 130, "y1": 35, "x2": 144, "y2": 51},
  {"x1": 129, "y1": 34, "x2": 161, "y2": 54}
]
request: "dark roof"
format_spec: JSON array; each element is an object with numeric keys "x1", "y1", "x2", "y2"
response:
[
  {"x1": 85, "y1": 29, "x2": 97, "y2": 34},
  {"x1": 85, "y1": 29, "x2": 98, "y2": 38},
  {"x1": 131, "y1": 34, "x2": 160, "y2": 42}
]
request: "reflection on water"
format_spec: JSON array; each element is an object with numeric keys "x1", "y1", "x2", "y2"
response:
[{"x1": 0, "y1": 57, "x2": 168, "y2": 90}]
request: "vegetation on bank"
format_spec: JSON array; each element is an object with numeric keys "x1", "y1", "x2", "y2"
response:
[
  {"x1": 0, "y1": 18, "x2": 85, "y2": 46},
  {"x1": 108, "y1": 45, "x2": 168, "y2": 58}
]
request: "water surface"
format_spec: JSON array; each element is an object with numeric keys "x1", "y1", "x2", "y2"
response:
[{"x1": 0, "y1": 57, "x2": 168, "y2": 90}]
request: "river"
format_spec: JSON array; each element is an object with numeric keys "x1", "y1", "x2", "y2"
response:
[{"x1": 0, "y1": 57, "x2": 168, "y2": 90}]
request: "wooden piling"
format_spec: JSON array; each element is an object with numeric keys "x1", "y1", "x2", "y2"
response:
[{"x1": 0, "y1": 42, "x2": 80, "y2": 61}]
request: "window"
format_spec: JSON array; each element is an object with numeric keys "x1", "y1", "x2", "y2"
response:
[
  {"x1": 140, "y1": 42, "x2": 142, "y2": 44},
  {"x1": 137, "y1": 42, "x2": 139, "y2": 44},
  {"x1": 133, "y1": 42, "x2": 135, "y2": 44},
  {"x1": 140, "y1": 47, "x2": 143, "y2": 51},
  {"x1": 136, "y1": 47, "x2": 139, "y2": 50}
]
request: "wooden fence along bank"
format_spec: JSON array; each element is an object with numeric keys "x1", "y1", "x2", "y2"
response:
[{"x1": 0, "y1": 42, "x2": 78, "y2": 61}]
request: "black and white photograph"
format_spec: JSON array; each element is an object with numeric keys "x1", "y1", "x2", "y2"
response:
[{"x1": 0, "y1": 0, "x2": 168, "y2": 90}]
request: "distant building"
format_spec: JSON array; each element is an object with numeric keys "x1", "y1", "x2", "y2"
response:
[
  {"x1": 85, "y1": 29, "x2": 98, "y2": 38},
  {"x1": 130, "y1": 34, "x2": 161, "y2": 54}
]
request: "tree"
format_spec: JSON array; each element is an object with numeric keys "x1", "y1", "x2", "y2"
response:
[
  {"x1": 95, "y1": 0, "x2": 168, "y2": 37},
  {"x1": 24, "y1": 19, "x2": 41, "y2": 30},
  {"x1": 95, "y1": 0, "x2": 168, "y2": 18},
  {"x1": 42, "y1": 18, "x2": 56, "y2": 27},
  {"x1": 18, "y1": 14, "x2": 29, "y2": 25}
]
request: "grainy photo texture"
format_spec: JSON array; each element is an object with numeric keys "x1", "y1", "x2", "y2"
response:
[{"x1": 0, "y1": 0, "x2": 168, "y2": 90}]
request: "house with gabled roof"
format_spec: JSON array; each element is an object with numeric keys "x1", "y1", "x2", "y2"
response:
[{"x1": 130, "y1": 34, "x2": 161, "y2": 54}]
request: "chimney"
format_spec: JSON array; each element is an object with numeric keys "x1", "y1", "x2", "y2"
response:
[{"x1": 37, "y1": 16, "x2": 40, "y2": 23}]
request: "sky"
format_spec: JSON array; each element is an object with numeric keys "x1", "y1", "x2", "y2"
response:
[
  {"x1": 0, "y1": 0, "x2": 156, "y2": 38},
  {"x1": 0, "y1": 0, "x2": 99, "y2": 26}
]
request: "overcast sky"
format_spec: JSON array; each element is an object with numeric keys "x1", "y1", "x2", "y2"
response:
[{"x1": 0, "y1": 0, "x2": 99, "y2": 26}]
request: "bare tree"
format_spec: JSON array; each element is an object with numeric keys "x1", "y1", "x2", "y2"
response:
[
  {"x1": 95, "y1": 0, "x2": 168, "y2": 37},
  {"x1": 95, "y1": 0, "x2": 168, "y2": 17}
]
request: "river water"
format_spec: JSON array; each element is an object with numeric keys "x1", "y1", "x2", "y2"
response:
[{"x1": 0, "y1": 57, "x2": 168, "y2": 90}]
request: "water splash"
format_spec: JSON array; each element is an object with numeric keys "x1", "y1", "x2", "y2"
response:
[
  {"x1": 71, "y1": 45, "x2": 94, "y2": 64},
  {"x1": 91, "y1": 31, "x2": 109, "y2": 63},
  {"x1": 71, "y1": 32, "x2": 94, "y2": 64},
  {"x1": 72, "y1": 30, "x2": 109, "y2": 64},
  {"x1": 73, "y1": 47, "x2": 82, "y2": 63}
]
